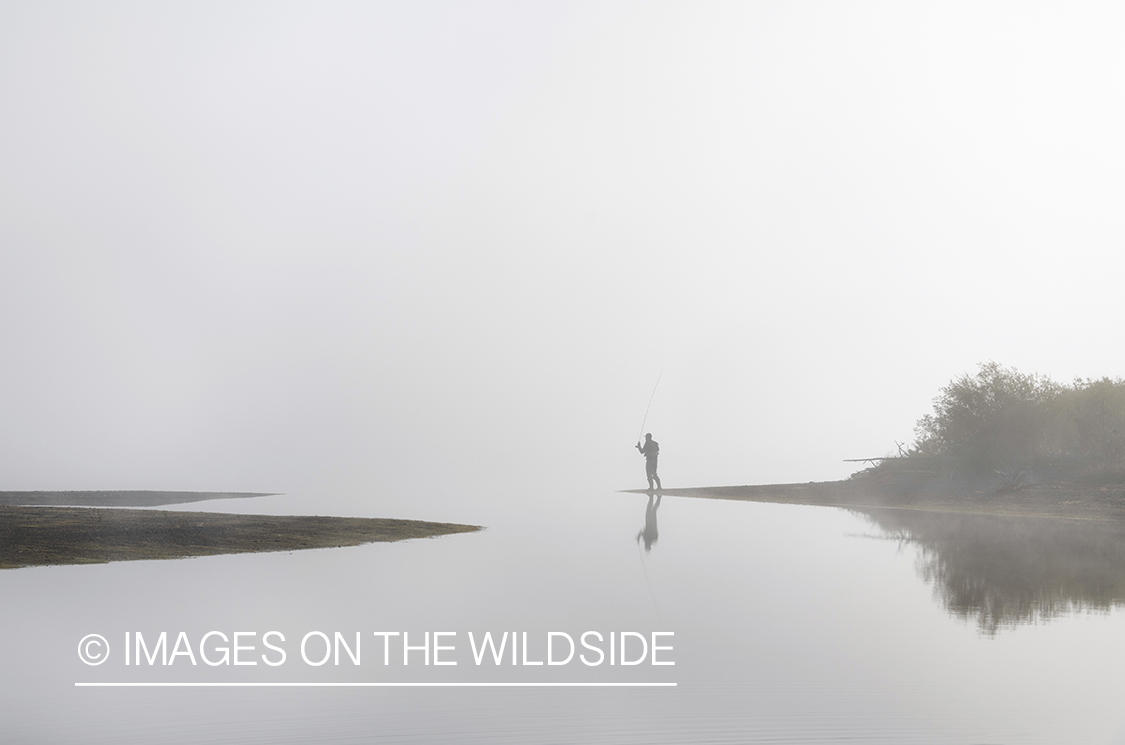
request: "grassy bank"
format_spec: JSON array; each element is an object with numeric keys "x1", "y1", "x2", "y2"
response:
[
  {"x1": 627, "y1": 364, "x2": 1125, "y2": 522},
  {"x1": 0, "y1": 506, "x2": 481, "y2": 569}
]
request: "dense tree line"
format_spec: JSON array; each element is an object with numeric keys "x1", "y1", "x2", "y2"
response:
[{"x1": 912, "y1": 362, "x2": 1125, "y2": 477}]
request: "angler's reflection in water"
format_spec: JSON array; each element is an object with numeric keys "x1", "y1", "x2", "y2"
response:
[
  {"x1": 636, "y1": 493, "x2": 662, "y2": 552},
  {"x1": 856, "y1": 508, "x2": 1125, "y2": 634}
]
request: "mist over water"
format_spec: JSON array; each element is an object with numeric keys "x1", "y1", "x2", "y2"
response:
[
  {"x1": 6, "y1": 489, "x2": 1125, "y2": 743},
  {"x1": 5, "y1": 3, "x2": 1125, "y2": 505},
  {"x1": 4, "y1": 2, "x2": 1125, "y2": 742}
]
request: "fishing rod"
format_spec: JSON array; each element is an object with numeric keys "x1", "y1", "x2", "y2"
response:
[{"x1": 636, "y1": 368, "x2": 664, "y2": 446}]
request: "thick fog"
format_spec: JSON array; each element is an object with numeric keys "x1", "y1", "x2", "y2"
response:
[{"x1": 3, "y1": 2, "x2": 1125, "y2": 513}]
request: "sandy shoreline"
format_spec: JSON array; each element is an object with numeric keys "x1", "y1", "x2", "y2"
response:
[
  {"x1": 0, "y1": 490, "x2": 274, "y2": 507},
  {"x1": 0, "y1": 504, "x2": 481, "y2": 569},
  {"x1": 624, "y1": 479, "x2": 1125, "y2": 522}
]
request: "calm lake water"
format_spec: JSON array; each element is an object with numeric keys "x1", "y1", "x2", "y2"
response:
[{"x1": 4, "y1": 485, "x2": 1125, "y2": 743}]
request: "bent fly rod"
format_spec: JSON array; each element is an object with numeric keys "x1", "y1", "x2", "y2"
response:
[{"x1": 636, "y1": 368, "x2": 664, "y2": 445}]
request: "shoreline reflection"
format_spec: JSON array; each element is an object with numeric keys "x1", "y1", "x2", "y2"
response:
[
  {"x1": 855, "y1": 508, "x2": 1125, "y2": 633},
  {"x1": 636, "y1": 493, "x2": 662, "y2": 552}
]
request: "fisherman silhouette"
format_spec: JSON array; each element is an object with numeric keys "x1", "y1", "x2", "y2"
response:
[
  {"x1": 635, "y1": 433, "x2": 662, "y2": 491},
  {"x1": 636, "y1": 492, "x2": 662, "y2": 552}
]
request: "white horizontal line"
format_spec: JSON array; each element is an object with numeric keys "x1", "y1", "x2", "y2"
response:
[{"x1": 75, "y1": 682, "x2": 676, "y2": 688}]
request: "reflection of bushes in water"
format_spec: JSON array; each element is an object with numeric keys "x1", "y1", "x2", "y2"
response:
[{"x1": 856, "y1": 509, "x2": 1125, "y2": 634}]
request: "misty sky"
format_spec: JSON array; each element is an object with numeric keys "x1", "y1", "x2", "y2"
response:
[{"x1": 3, "y1": 2, "x2": 1124, "y2": 502}]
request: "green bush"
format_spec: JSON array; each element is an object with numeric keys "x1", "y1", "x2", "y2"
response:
[{"x1": 913, "y1": 363, "x2": 1125, "y2": 477}]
